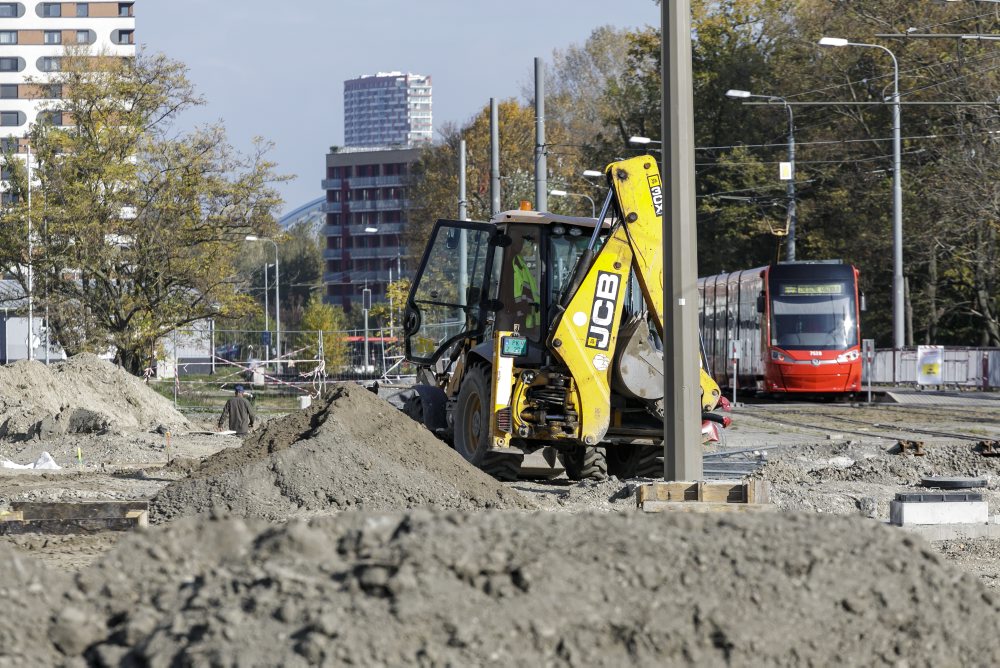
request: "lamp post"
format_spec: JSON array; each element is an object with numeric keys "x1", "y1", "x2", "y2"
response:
[
  {"x1": 725, "y1": 89, "x2": 798, "y2": 261},
  {"x1": 246, "y1": 235, "x2": 280, "y2": 371},
  {"x1": 819, "y1": 36, "x2": 904, "y2": 350},
  {"x1": 581, "y1": 169, "x2": 604, "y2": 178},
  {"x1": 549, "y1": 189, "x2": 596, "y2": 217},
  {"x1": 26, "y1": 140, "x2": 33, "y2": 361}
]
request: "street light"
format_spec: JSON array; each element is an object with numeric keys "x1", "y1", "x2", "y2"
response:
[
  {"x1": 819, "y1": 36, "x2": 905, "y2": 351},
  {"x1": 549, "y1": 189, "x2": 596, "y2": 217},
  {"x1": 581, "y1": 169, "x2": 604, "y2": 178},
  {"x1": 245, "y1": 235, "x2": 280, "y2": 371},
  {"x1": 628, "y1": 135, "x2": 662, "y2": 146},
  {"x1": 726, "y1": 88, "x2": 798, "y2": 261}
]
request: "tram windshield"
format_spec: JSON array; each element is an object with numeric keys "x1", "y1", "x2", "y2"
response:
[{"x1": 769, "y1": 280, "x2": 857, "y2": 350}]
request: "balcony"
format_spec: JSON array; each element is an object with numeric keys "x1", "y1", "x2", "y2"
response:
[
  {"x1": 324, "y1": 270, "x2": 392, "y2": 284},
  {"x1": 347, "y1": 175, "x2": 405, "y2": 188},
  {"x1": 322, "y1": 222, "x2": 406, "y2": 238},
  {"x1": 321, "y1": 178, "x2": 342, "y2": 190},
  {"x1": 345, "y1": 247, "x2": 400, "y2": 260},
  {"x1": 320, "y1": 201, "x2": 342, "y2": 213}
]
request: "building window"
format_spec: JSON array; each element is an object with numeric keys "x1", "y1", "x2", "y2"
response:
[
  {"x1": 0, "y1": 4, "x2": 15, "y2": 18},
  {"x1": 1, "y1": 192, "x2": 18, "y2": 205},
  {"x1": 39, "y1": 110, "x2": 62, "y2": 125},
  {"x1": 44, "y1": 31, "x2": 61, "y2": 45},
  {"x1": 75, "y1": 30, "x2": 88, "y2": 44},
  {"x1": 0, "y1": 57, "x2": 18, "y2": 72},
  {"x1": 45, "y1": 84, "x2": 61, "y2": 98},
  {"x1": 0, "y1": 31, "x2": 16, "y2": 45},
  {"x1": 41, "y1": 3, "x2": 60, "y2": 17},
  {"x1": 115, "y1": 29, "x2": 133, "y2": 45},
  {"x1": 76, "y1": 2, "x2": 88, "y2": 17},
  {"x1": 0, "y1": 84, "x2": 14, "y2": 99},
  {"x1": 1, "y1": 111, "x2": 20, "y2": 126},
  {"x1": 38, "y1": 57, "x2": 60, "y2": 72},
  {"x1": 118, "y1": 2, "x2": 132, "y2": 17},
  {"x1": 0, "y1": 136, "x2": 17, "y2": 152}
]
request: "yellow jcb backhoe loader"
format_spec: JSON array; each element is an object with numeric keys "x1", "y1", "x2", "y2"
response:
[{"x1": 402, "y1": 155, "x2": 726, "y2": 480}]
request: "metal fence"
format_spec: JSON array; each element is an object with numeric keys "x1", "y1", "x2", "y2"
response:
[
  {"x1": 152, "y1": 326, "x2": 414, "y2": 412},
  {"x1": 866, "y1": 347, "x2": 999, "y2": 388}
]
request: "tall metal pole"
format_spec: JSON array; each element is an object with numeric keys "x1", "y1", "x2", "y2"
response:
[
  {"x1": 662, "y1": 0, "x2": 702, "y2": 480},
  {"x1": 458, "y1": 139, "x2": 468, "y2": 303},
  {"x1": 783, "y1": 100, "x2": 797, "y2": 261},
  {"x1": 26, "y1": 141, "x2": 32, "y2": 361},
  {"x1": 889, "y1": 50, "x2": 904, "y2": 351},
  {"x1": 458, "y1": 139, "x2": 468, "y2": 221},
  {"x1": 272, "y1": 238, "x2": 281, "y2": 371},
  {"x1": 534, "y1": 57, "x2": 547, "y2": 212},
  {"x1": 820, "y1": 39, "x2": 904, "y2": 349},
  {"x1": 263, "y1": 262, "x2": 270, "y2": 364},
  {"x1": 490, "y1": 98, "x2": 501, "y2": 216}
]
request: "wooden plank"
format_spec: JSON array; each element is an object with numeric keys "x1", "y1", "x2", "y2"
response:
[
  {"x1": 637, "y1": 481, "x2": 760, "y2": 505},
  {"x1": 10, "y1": 501, "x2": 148, "y2": 521},
  {"x1": 0, "y1": 516, "x2": 143, "y2": 536},
  {"x1": 641, "y1": 501, "x2": 777, "y2": 514}
]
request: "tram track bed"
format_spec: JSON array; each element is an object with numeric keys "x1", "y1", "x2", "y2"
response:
[{"x1": 718, "y1": 399, "x2": 1000, "y2": 587}]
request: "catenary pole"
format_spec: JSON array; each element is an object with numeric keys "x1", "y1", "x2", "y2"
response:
[
  {"x1": 534, "y1": 57, "x2": 546, "y2": 212},
  {"x1": 490, "y1": 98, "x2": 501, "y2": 216},
  {"x1": 663, "y1": 0, "x2": 702, "y2": 480}
]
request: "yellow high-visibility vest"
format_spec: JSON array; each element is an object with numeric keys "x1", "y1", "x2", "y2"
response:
[{"x1": 513, "y1": 254, "x2": 539, "y2": 328}]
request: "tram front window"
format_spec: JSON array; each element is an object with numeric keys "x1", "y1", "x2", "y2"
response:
[{"x1": 770, "y1": 281, "x2": 857, "y2": 350}]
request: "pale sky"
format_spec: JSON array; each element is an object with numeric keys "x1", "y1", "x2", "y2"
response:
[{"x1": 138, "y1": 0, "x2": 659, "y2": 215}]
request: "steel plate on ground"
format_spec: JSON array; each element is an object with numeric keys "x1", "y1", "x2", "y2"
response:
[{"x1": 920, "y1": 476, "x2": 988, "y2": 489}]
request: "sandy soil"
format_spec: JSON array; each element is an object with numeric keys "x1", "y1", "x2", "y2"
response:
[{"x1": 4, "y1": 359, "x2": 1000, "y2": 663}]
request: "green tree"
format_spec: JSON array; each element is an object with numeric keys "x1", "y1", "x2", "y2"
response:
[
  {"x1": 299, "y1": 294, "x2": 349, "y2": 374},
  {"x1": 407, "y1": 99, "x2": 583, "y2": 252},
  {"x1": 0, "y1": 52, "x2": 287, "y2": 373}
]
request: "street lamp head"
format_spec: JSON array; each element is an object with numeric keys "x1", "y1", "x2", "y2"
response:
[
  {"x1": 582, "y1": 169, "x2": 603, "y2": 178},
  {"x1": 725, "y1": 89, "x2": 752, "y2": 99},
  {"x1": 245, "y1": 235, "x2": 259, "y2": 241},
  {"x1": 628, "y1": 136, "x2": 652, "y2": 145},
  {"x1": 549, "y1": 189, "x2": 568, "y2": 197},
  {"x1": 364, "y1": 226, "x2": 378, "y2": 233},
  {"x1": 819, "y1": 37, "x2": 849, "y2": 47}
]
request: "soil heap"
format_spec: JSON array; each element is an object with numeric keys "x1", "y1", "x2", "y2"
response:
[
  {"x1": 8, "y1": 510, "x2": 998, "y2": 666},
  {"x1": 0, "y1": 353, "x2": 191, "y2": 440},
  {"x1": 150, "y1": 384, "x2": 532, "y2": 521}
]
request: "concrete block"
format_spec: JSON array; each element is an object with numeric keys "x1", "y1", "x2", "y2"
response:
[{"x1": 890, "y1": 500, "x2": 989, "y2": 526}]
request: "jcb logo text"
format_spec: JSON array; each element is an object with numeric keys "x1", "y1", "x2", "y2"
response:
[{"x1": 586, "y1": 271, "x2": 620, "y2": 350}]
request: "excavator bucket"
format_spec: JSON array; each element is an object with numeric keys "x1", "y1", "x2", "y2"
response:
[{"x1": 612, "y1": 313, "x2": 663, "y2": 401}]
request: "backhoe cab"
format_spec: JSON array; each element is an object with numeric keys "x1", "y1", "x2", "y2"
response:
[{"x1": 402, "y1": 156, "x2": 726, "y2": 480}]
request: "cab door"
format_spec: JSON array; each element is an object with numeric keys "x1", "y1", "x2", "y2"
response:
[{"x1": 404, "y1": 220, "x2": 496, "y2": 365}]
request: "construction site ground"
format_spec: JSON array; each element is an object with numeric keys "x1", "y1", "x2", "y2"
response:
[{"x1": 4, "y1": 357, "x2": 1000, "y2": 664}]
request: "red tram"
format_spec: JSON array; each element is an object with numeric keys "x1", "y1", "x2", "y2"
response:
[{"x1": 698, "y1": 261, "x2": 864, "y2": 395}]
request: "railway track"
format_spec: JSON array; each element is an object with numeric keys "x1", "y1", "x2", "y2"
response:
[{"x1": 732, "y1": 404, "x2": 1000, "y2": 443}]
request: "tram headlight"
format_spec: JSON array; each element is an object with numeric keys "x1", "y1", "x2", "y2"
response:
[{"x1": 770, "y1": 350, "x2": 786, "y2": 362}]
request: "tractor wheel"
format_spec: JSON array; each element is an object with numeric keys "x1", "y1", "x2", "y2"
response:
[
  {"x1": 606, "y1": 445, "x2": 643, "y2": 479},
  {"x1": 454, "y1": 366, "x2": 519, "y2": 480},
  {"x1": 562, "y1": 445, "x2": 608, "y2": 481}
]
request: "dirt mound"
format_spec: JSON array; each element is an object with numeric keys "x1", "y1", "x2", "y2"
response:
[
  {"x1": 150, "y1": 384, "x2": 532, "y2": 521},
  {"x1": 0, "y1": 542, "x2": 71, "y2": 666},
  {"x1": 10, "y1": 510, "x2": 997, "y2": 665},
  {"x1": 0, "y1": 353, "x2": 191, "y2": 440}
]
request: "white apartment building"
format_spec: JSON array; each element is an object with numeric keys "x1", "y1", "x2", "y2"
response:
[
  {"x1": 344, "y1": 72, "x2": 432, "y2": 148},
  {"x1": 0, "y1": 1, "x2": 135, "y2": 166}
]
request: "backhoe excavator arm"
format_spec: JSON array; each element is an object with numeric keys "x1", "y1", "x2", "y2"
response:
[{"x1": 548, "y1": 155, "x2": 721, "y2": 445}]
